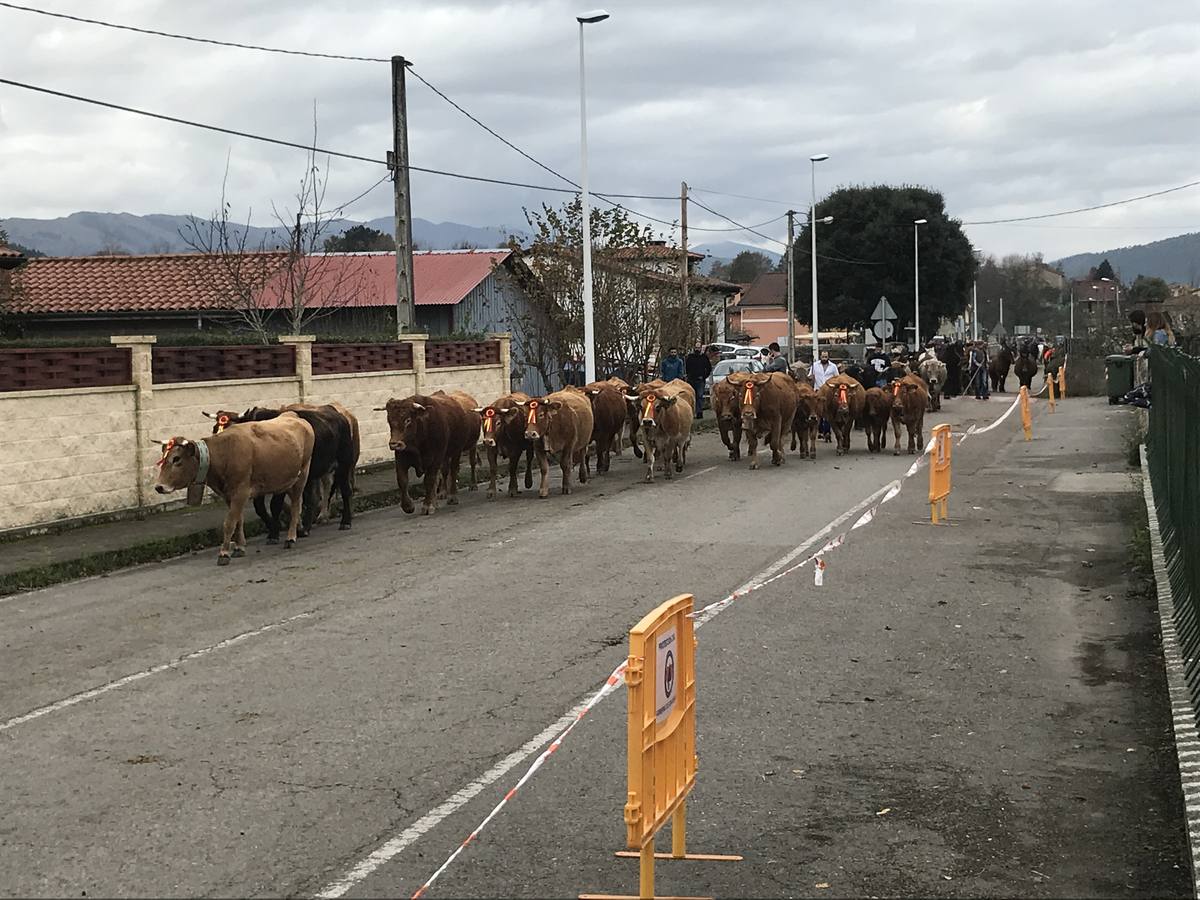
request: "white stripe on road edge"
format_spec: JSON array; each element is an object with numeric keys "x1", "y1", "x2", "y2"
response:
[
  {"x1": 0, "y1": 611, "x2": 314, "y2": 733},
  {"x1": 334, "y1": 398, "x2": 1025, "y2": 900},
  {"x1": 317, "y1": 488, "x2": 891, "y2": 900},
  {"x1": 681, "y1": 465, "x2": 717, "y2": 481}
]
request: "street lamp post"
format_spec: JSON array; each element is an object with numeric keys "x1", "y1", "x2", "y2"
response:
[
  {"x1": 1101, "y1": 276, "x2": 1120, "y2": 322},
  {"x1": 913, "y1": 219, "x2": 927, "y2": 350},
  {"x1": 577, "y1": 9, "x2": 609, "y2": 385},
  {"x1": 809, "y1": 153, "x2": 829, "y2": 359}
]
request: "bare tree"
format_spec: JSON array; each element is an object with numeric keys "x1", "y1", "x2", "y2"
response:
[{"x1": 181, "y1": 115, "x2": 373, "y2": 342}]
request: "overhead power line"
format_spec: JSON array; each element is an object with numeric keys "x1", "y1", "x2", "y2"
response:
[
  {"x1": 0, "y1": 1, "x2": 389, "y2": 62},
  {"x1": 689, "y1": 186, "x2": 804, "y2": 208},
  {"x1": 963, "y1": 179, "x2": 1200, "y2": 225}
]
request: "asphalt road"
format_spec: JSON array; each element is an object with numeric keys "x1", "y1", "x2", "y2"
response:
[{"x1": 0, "y1": 397, "x2": 1186, "y2": 898}]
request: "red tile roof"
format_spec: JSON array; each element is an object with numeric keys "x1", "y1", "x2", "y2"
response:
[
  {"x1": 0, "y1": 244, "x2": 24, "y2": 259},
  {"x1": 610, "y1": 245, "x2": 703, "y2": 261},
  {"x1": 4, "y1": 250, "x2": 511, "y2": 315},
  {"x1": 737, "y1": 272, "x2": 787, "y2": 307}
]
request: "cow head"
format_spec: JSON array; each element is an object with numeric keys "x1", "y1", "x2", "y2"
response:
[
  {"x1": 476, "y1": 399, "x2": 524, "y2": 448},
  {"x1": 832, "y1": 380, "x2": 852, "y2": 417},
  {"x1": 382, "y1": 396, "x2": 430, "y2": 452},
  {"x1": 630, "y1": 390, "x2": 677, "y2": 429},
  {"x1": 153, "y1": 437, "x2": 202, "y2": 493},
  {"x1": 739, "y1": 373, "x2": 771, "y2": 426},
  {"x1": 202, "y1": 409, "x2": 241, "y2": 434},
  {"x1": 892, "y1": 378, "x2": 921, "y2": 414},
  {"x1": 522, "y1": 397, "x2": 566, "y2": 443}
]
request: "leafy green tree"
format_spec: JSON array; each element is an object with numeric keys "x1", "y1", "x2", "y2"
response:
[
  {"x1": 789, "y1": 185, "x2": 977, "y2": 341},
  {"x1": 1094, "y1": 259, "x2": 1115, "y2": 281},
  {"x1": 323, "y1": 224, "x2": 395, "y2": 253},
  {"x1": 726, "y1": 250, "x2": 774, "y2": 284},
  {"x1": 1128, "y1": 274, "x2": 1170, "y2": 304}
]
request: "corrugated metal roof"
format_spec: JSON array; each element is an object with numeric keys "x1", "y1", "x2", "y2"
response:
[{"x1": 4, "y1": 249, "x2": 511, "y2": 315}]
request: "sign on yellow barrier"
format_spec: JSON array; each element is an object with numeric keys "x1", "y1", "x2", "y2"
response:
[
  {"x1": 1020, "y1": 385, "x2": 1032, "y2": 441},
  {"x1": 1046, "y1": 372, "x2": 1056, "y2": 412},
  {"x1": 583, "y1": 594, "x2": 739, "y2": 900},
  {"x1": 928, "y1": 424, "x2": 951, "y2": 524}
]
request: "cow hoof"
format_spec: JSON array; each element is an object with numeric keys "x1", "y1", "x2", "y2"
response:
[
  {"x1": 487, "y1": 492, "x2": 497, "y2": 501},
  {"x1": 217, "y1": 554, "x2": 231, "y2": 566},
  {"x1": 284, "y1": 539, "x2": 295, "y2": 549},
  {"x1": 539, "y1": 492, "x2": 549, "y2": 499},
  {"x1": 265, "y1": 537, "x2": 279, "y2": 545},
  {"x1": 468, "y1": 483, "x2": 477, "y2": 491},
  {"x1": 772, "y1": 458, "x2": 782, "y2": 467},
  {"x1": 675, "y1": 463, "x2": 683, "y2": 473},
  {"x1": 401, "y1": 504, "x2": 415, "y2": 515},
  {"x1": 339, "y1": 523, "x2": 352, "y2": 531},
  {"x1": 421, "y1": 506, "x2": 434, "y2": 516},
  {"x1": 232, "y1": 547, "x2": 246, "y2": 558},
  {"x1": 893, "y1": 449, "x2": 901, "y2": 456},
  {"x1": 448, "y1": 497, "x2": 459, "y2": 506},
  {"x1": 749, "y1": 463, "x2": 759, "y2": 471}
]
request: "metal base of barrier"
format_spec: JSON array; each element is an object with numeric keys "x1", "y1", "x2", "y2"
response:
[{"x1": 614, "y1": 851, "x2": 743, "y2": 861}]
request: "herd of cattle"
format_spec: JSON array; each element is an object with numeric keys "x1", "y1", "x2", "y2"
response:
[{"x1": 151, "y1": 339, "x2": 1048, "y2": 565}]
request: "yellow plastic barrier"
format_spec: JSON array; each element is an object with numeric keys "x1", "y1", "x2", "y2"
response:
[
  {"x1": 1020, "y1": 385, "x2": 1032, "y2": 441},
  {"x1": 928, "y1": 424, "x2": 951, "y2": 524},
  {"x1": 1057, "y1": 360, "x2": 1067, "y2": 398},
  {"x1": 583, "y1": 594, "x2": 739, "y2": 900},
  {"x1": 1046, "y1": 372, "x2": 1056, "y2": 412}
]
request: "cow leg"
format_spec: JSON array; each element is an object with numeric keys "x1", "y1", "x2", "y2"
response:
[
  {"x1": 892, "y1": 415, "x2": 902, "y2": 456},
  {"x1": 486, "y1": 445, "x2": 500, "y2": 500},
  {"x1": 536, "y1": 447, "x2": 551, "y2": 498},
  {"x1": 395, "y1": 458, "x2": 416, "y2": 515},
  {"x1": 254, "y1": 495, "x2": 279, "y2": 544},
  {"x1": 578, "y1": 445, "x2": 589, "y2": 485},
  {"x1": 733, "y1": 420, "x2": 742, "y2": 461},
  {"x1": 643, "y1": 430, "x2": 656, "y2": 482},
  {"x1": 421, "y1": 464, "x2": 439, "y2": 515},
  {"x1": 231, "y1": 512, "x2": 247, "y2": 558},
  {"x1": 770, "y1": 422, "x2": 785, "y2": 466},
  {"x1": 297, "y1": 479, "x2": 320, "y2": 537},
  {"x1": 336, "y1": 464, "x2": 353, "y2": 530},
  {"x1": 524, "y1": 446, "x2": 535, "y2": 490},
  {"x1": 446, "y1": 453, "x2": 462, "y2": 505},
  {"x1": 283, "y1": 463, "x2": 309, "y2": 548},
  {"x1": 218, "y1": 491, "x2": 251, "y2": 565},
  {"x1": 630, "y1": 418, "x2": 644, "y2": 459},
  {"x1": 746, "y1": 428, "x2": 759, "y2": 470},
  {"x1": 560, "y1": 449, "x2": 573, "y2": 495}
]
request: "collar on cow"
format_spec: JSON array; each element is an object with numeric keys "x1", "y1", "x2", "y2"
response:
[{"x1": 193, "y1": 440, "x2": 210, "y2": 486}]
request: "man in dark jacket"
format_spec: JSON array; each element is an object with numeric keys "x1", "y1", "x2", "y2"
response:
[
  {"x1": 684, "y1": 341, "x2": 713, "y2": 418},
  {"x1": 661, "y1": 347, "x2": 685, "y2": 383},
  {"x1": 764, "y1": 342, "x2": 789, "y2": 373}
]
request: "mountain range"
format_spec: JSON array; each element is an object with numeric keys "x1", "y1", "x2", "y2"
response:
[{"x1": 1052, "y1": 231, "x2": 1200, "y2": 285}]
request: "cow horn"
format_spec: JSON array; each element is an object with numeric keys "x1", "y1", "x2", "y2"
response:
[
  {"x1": 515, "y1": 400, "x2": 528, "y2": 407},
  {"x1": 625, "y1": 394, "x2": 641, "y2": 402},
  {"x1": 372, "y1": 406, "x2": 387, "y2": 411},
  {"x1": 499, "y1": 407, "x2": 511, "y2": 413},
  {"x1": 200, "y1": 410, "x2": 217, "y2": 419},
  {"x1": 473, "y1": 407, "x2": 485, "y2": 413},
  {"x1": 153, "y1": 438, "x2": 169, "y2": 446},
  {"x1": 411, "y1": 402, "x2": 425, "y2": 410}
]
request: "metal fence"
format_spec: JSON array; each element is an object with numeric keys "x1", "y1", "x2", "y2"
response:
[{"x1": 1147, "y1": 345, "x2": 1200, "y2": 689}]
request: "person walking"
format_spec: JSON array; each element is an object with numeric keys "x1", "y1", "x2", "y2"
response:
[
  {"x1": 866, "y1": 344, "x2": 890, "y2": 388},
  {"x1": 661, "y1": 347, "x2": 685, "y2": 383},
  {"x1": 764, "y1": 342, "x2": 789, "y2": 373},
  {"x1": 967, "y1": 340, "x2": 990, "y2": 400},
  {"x1": 684, "y1": 341, "x2": 713, "y2": 419},
  {"x1": 811, "y1": 349, "x2": 839, "y2": 442}
]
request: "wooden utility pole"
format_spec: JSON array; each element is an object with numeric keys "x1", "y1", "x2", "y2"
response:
[
  {"x1": 390, "y1": 56, "x2": 415, "y2": 336},
  {"x1": 680, "y1": 181, "x2": 690, "y2": 345},
  {"x1": 785, "y1": 210, "x2": 796, "y2": 364}
]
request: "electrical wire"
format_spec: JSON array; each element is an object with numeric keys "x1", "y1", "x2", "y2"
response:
[
  {"x1": 962, "y1": 179, "x2": 1200, "y2": 225},
  {"x1": 0, "y1": 1, "x2": 390, "y2": 62},
  {"x1": 689, "y1": 186, "x2": 804, "y2": 208}
]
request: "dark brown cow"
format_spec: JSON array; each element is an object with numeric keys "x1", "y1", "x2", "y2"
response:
[
  {"x1": 989, "y1": 344, "x2": 1013, "y2": 392},
  {"x1": 737, "y1": 372, "x2": 798, "y2": 469},
  {"x1": 631, "y1": 382, "x2": 693, "y2": 482},
  {"x1": 154, "y1": 414, "x2": 314, "y2": 564},
  {"x1": 819, "y1": 374, "x2": 867, "y2": 455},
  {"x1": 710, "y1": 377, "x2": 744, "y2": 461},
  {"x1": 522, "y1": 388, "x2": 594, "y2": 498},
  {"x1": 477, "y1": 392, "x2": 535, "y2": 499},
  {"x1": 890, "y1": 374, "x2": 929, "y2": 455},
  {"x1": 433, "y1": 390, "x2": 483, "y2": 492},
  {"x1": 862, "y1": 387, "x2": 891, "y2": 453},
  {"x1": 791, "y1": 381, "x2": 820, "y2": 460},
  {"x1": 1014, "y1": 353, "x2": 1037, "y2": 390},
  {"x1": 583, "y1": 380, "x2": 628, "y2": 474},
  {"x1": 381, "y1": 393, "x2": 478, "y2": 515}
]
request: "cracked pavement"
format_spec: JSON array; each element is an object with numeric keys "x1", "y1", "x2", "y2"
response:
[{"x1": 0, "y1": 399, "x2": 1188, "y2": 897}]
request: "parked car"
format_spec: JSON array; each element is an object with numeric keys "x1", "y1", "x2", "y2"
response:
[
  {"x1": 706, "y1": 342, "x2": 743, "y2": 360},
  {"x1": 704, "y1": 357, "x2": 765, "y2": 406},
  {"x1": 732, "y1": 346, "x2": 768, "y2": 361}
]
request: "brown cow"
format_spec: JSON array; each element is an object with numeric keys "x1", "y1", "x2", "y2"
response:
[
  {"x1": 737, "y1": 372, "x2": 799, "y2": 469},
  {"x1": 381, "y1": 393, "x2": 479, "y2": 515},
  {"x1": 890, "y1": 374, "x2": 929, "y2": 455},
  {"x1": 791, "y1": 381, "x2": 820, "y2": 459},
  {"x1": 624, "y1": 378, "x2": 664, "y2": 460},
  {"x1": 710, "y1": 377, "x2": 744, "y2": 461},
  {"x1": 522, "y1": 388, "x2": 594, "y2": 498},
  {"x1": 631, "y1": 383, "x2": 693, "y2": 482},
  {"x1": 819, "y1": 375, "x2": 867, "y2": 455},
  {"x1": 154, "y1": 414, "x2": 314, "y2": 564},
  {"x1": 862, "y1": 387, "x2": 891, "y2": 453},
  {"x1": 433, "y1": 390, "x2": 483, "y2": 491},
  {"x1": 477, "y1": 392, "x2": 535, "y2": 499},
  {"x1": 583, "y1": 380, "x2": 628, "y2": 474}
]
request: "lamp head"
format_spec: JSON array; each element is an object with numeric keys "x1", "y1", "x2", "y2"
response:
[
  {"x1": 810, "y1": 153, "x2": 830, "y2": 163},
  {"x1": 577, "y1": 9, "x2": 610, "y2": 23},
  {"x1": 914, "y1": 218, "x2": 928, "y2": 225}
]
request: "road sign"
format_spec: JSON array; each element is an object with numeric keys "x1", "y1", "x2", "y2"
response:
[
  {"x1": 873, "y1": 320, "x2": 894, "y2": 340},
  {"x1": 870, "y1": 297, "x2": 897, "y2": 321},
  {"x1": 655, "y1": 626, "x2": 677, "y2": 725}
]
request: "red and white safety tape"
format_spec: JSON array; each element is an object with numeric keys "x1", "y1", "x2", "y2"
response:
[{"x1": 406, "y1": 396, "x2": 1028, "y2": 898}]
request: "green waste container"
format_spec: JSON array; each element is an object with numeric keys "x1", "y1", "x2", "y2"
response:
[{"x1": 1105, "y1": 353, "x2": 1134, "y2": 404}]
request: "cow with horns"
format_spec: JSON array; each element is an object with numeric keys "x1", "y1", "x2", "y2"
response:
[
  {"x1": 730, "y1": 371, "x2": 798, "y2": 470},
  {"x1": 819, "y1": 374, "x2": 866, "y2": 456},
  {"x1": 154, "y1": 413, "x2": 314, "y2": 564},
  {"x1": 890, "y1": 373, "x2": 929, "y2": 455},
  {"x1": 475, "y1": 392, "x2": 536, "y2": 499},
  {"x1": 520, "y1": 388, "x2": 594, "y2": 498},
  {"x1": 379, "y1": 393, "x2": 479, "y2": 515},
  {"x1": 628, "y1": 381, "x2": 693, "y2": 482}
]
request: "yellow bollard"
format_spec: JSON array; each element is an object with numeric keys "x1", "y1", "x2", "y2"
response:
[
  {"x1": 1020, "y1": 386, "x2": 1032, "y2": 441},
  {"x1": 1057, "y1": 361, "x2": 1067, "y2": 398},
  {"x1": 1047, "y1": 372, "x2": 1056, "y2": 412},
  {"x1": 928, "y1": 424, "x2": 951, "y2": 524}
]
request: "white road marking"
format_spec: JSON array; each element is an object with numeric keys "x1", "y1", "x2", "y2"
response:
[
  {"x1": 315, "y1": 481, "x2": 895, "y2": 898},
  {"x1": 681, "y1": 465, "x2": 717, "y2": 481},
  {"x1": 0, "y1": 611, "x2": 314, "y2": 733}
]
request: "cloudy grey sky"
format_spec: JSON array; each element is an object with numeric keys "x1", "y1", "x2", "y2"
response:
[{"x1": 1, "y1": 0, "x2": 1197, "y2": 260}]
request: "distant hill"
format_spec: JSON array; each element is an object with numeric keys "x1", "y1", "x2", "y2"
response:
[
  {"x1": 1054, "y1": 232, "x2": 1200, "y2": 285},
  {"x1": 692, "y1": 240, "x2": 781, "y2": 275},
  {"x1": 0, "y1": 211, "x2": 524, "y2": 257}
]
